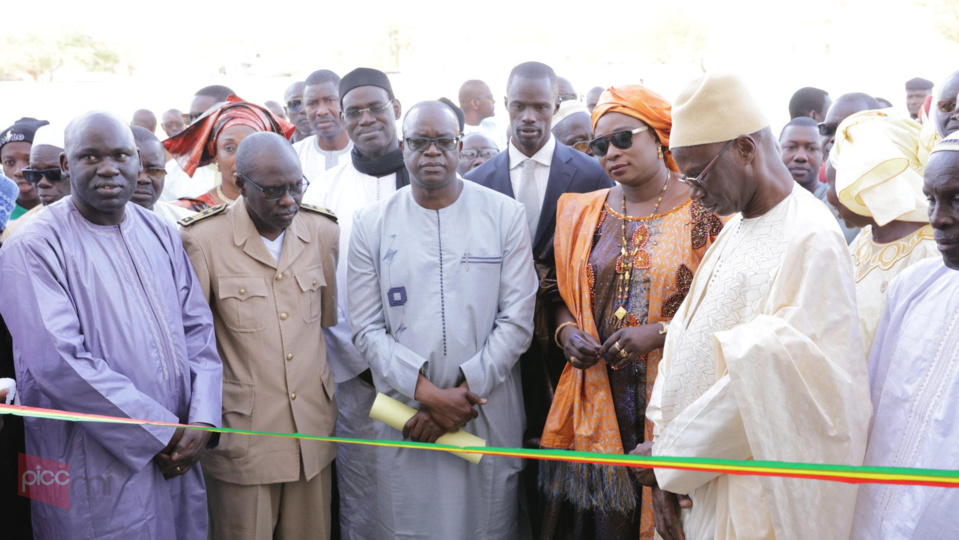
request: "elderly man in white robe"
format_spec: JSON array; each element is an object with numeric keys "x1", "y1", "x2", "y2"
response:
[
  {"x1": 348, "y1": 101, "x2": 537, "y2": 538},
  {"x1": 642, "y1": 74, "x2": 872, "y2": 540},
  {"x1": 850, "y1": 134, "x2": 959, "y2": 539}
]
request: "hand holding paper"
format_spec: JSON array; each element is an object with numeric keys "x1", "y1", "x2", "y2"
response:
[{"x1": 370, "y1": 393, "x2": 486, "y2": 464}]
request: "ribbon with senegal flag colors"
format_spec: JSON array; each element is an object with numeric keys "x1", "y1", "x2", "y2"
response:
[{"x1": 2, "y1": 402, "x2": 959, "y2": 489}]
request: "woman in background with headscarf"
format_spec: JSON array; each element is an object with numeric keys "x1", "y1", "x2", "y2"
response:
[
  {"x1": 826, "y1": 109, "x2": 939, "y2": 357},
  {"x1": 539, "y1": 86, "x2": 724, "y2": 539},
  {"x1": 166, "y1": 97, "x2": 294, "y2": 211}
]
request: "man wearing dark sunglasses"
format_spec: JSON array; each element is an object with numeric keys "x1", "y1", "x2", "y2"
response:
[
  {"x1": 1, "y1": 124, "x2": 69, "y2": 242},
  {"x1": 283, "y1": 80, "x2": 314, "y2": 143},
  {"x1": 464, "y1": 61, "x2": 611, "y2": 537},
  {"x1": 180, "y1": 131, "x2": 339, "y2": 539},
  {"x1": 648, "y1": 73, "x2": 870, "y2": 540}
]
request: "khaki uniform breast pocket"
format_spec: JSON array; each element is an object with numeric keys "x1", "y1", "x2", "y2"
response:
[
  {"x1": 295, "y1": 266, "x2": 325, "y2": 324},
  {"x1": 217, "y1": 275, "x2": 270, "y2": 332}
]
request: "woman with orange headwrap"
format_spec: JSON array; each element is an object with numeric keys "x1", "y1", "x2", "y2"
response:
[
  {"x1": 165, "y1": 96, "x2": 295, "y2": 211},
  {"x1": 539, "y1": 86, "x2": 724, "y2": 539}
]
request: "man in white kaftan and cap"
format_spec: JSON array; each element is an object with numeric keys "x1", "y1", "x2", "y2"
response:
[
  {"x1": 644, "y1": 73, "x2": 873, "y2": 540},
  {"x1": 349, "y1": 101, "x2": 537, "y2": 538},
  {"x1": 850, "y1": 134, "x2": 959, "y2": 539}
]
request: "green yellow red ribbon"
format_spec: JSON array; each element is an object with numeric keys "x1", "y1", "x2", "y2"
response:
[{"x1": 3, "y1": 403, "x2": 958, "y2": 488}]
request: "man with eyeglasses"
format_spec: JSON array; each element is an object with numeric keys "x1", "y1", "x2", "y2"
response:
[
  {"x1": 129, "y1": 126, "x2": 196, "y2": 224},
  {"x1": 283, "y1": 80, "x2": 314, "y2": 143},
  {"x1": 456, "y1": 132, "x2": 499, "y2": 176},
  {"x1": 458, "y1": 79, "x2": 506, "y2": 150},
  {"x1": 298, "y1": 66, "x2": 408, "y2": 540},
  {"x1": 464, "y1": 60, "x2": 611, "y2": 536},
  {"x1": 1, "y1": 123, "x2": 67, "y2": 242},
  {"x1": 180, "y1": 131, "x2": 339, "y2": 539},
  {"x1": 293, "y1": 70, "x2": 353, "y2": 181},
  {"x1": 158, "y1": 85, "x2": 236, "y2": 204},
  {"x1": 349, "y1": 100, "x2": 537, "y2": 538},
  {"x1": 818, "y1": 92, "x2": 880, "y2": 244},
  {"x1": 644, "y1": 73, "x2": 870, "y2": 540},
  {"x1": 551, "y1": 99, "x2": 593, "y2": 154}
]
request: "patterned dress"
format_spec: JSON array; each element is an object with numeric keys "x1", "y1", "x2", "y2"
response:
[{"x1": 541, "y1": 189, "x2": 723, "y2": 539}]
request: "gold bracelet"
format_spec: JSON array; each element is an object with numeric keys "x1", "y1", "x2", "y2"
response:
[
  {"x1": 658, "y1": 321, "x2": 670, "y2": 335},
  {"x1": 554, "y1": 321, "x2": 578, "y2": 348}
]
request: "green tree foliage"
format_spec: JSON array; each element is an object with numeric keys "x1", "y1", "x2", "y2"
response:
[{"x1": 1, "y1": 33, "x2": 120, "y2": 82}]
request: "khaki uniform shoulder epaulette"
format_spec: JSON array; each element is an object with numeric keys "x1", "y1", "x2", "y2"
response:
[
  {"x1": 300, "y1": 204, "x2": 337, "y2": 223},
  {"x1": 177, "y1": 204, "x2": 228, "y2": 227}
]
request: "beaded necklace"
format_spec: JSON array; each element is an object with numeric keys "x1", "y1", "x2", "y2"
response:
[{"x1": 613, "y1": 169, "x2": 670, "y2": 325}]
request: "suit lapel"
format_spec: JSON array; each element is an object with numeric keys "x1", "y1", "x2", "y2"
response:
[
  {"x1": 276, "y1": 214, "x2": 309, "y2": 274},
  {"x1": 534, "y1": 145, "x2": 575, "y2": 250},
  {"x1": 490, "y1": 152, "x2": 515, "y2": 198}
]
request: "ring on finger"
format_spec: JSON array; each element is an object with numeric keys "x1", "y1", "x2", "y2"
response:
[
  {"x1": 569, "y1": 356, "x2": 577, "y2": 364},
  {"x1": 620, "y1": 348, "x2": 629, "y2": 359},
  {"x1": 613, "y1": 341, "x2": 622, "y2": 351}
]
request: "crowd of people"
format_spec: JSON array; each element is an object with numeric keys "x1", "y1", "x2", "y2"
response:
[{"x1": 0, "y1": 60, "x2": 957, "y2": 540}]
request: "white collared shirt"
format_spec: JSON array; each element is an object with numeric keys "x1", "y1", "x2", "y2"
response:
[{"x1": 507, "y1": 134, "x2": 555, "y2": 213}]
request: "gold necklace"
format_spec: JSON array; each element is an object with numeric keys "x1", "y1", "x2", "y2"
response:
[
  {"x1": 613, "y1": 169, "x2": 670, "y2": 323},
  {"x1": 216, "y1": 184, "x2": 236, "y2": 205}
]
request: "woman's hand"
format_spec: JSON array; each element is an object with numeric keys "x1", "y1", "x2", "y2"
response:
[
  {"x1": 599, "y1": 324, "x2": 666, "y2": 369},
  {"x1": 562, "y1": 327, "x2": 602, "y2": 370}
]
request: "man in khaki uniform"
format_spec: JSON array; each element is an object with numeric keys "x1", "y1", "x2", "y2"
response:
[{"x1": 180, "y1": 132, "x2": 339, "y2": 539}]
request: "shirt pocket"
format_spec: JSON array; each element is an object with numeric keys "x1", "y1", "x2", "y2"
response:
[
  {"x1": 217, "y1": 275, "x2": 269, "y2": 333},
  {"x1": 213, "y1": 380, "x2": 254, "y2": 460},
  {"x1": 295, "y1": 266, "x2": 326, "y2": 324}
]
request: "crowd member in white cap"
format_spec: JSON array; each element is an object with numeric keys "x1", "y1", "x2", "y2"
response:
[
  {"x1": 850, "y1": 133, "x2": 959, "y2": 539},
  {"x1": 644, "y1": 73, "x2": 871, "y2": 540},
  {"x1": 551, "y1": 99, "x2": 593, "y2": 153},
  {"x1": 1, "y1": 123, "x2": 68, "y2": 241},
  {"x1": 827, "y1": 110, "x2": 940, "y2": 356}
]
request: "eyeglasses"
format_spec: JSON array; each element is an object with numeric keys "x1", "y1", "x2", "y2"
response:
[
  {"x1": 817, "y1": 122, "x2": 838, "y2": 137},
  {"x1": 937, "y1": 98, "x2": 957, "y2": 115},
  {"x1": 404, "y1": 136, "x2": 460, "y2": 152},
  {"x1": 677, "y1": 139, "x2": 734, "y2": 190},
  {"x1": 21, "y1": 168, "x2": 62, "y2": 184},
  {"x1": 143, "y1": 167, "x2": 167, "y2": 182},
  {"x1": 343, "y1": 100, "x2": 394, "y2": 120},
  {"x1": 571, "y1": 141, "x2": 591, "y2": 154},
  {"x1": 286, "y1": 99, "x2": 303, "y2": 113},
  {"x1": 236, "y1": 173, "x2": 310, "y2": 201},
  {"x1": 588, "y1": 126, "x2": 649, "y2": 157},
  {"x1": 460, "y1": 147, "x2": 498, "y2": 161}
]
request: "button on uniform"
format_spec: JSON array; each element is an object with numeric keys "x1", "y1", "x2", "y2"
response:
[
  {"x1": 290, "y1": 393, "x2": 296, "y2": 400},
  {"x1": 287, "y1": 353, "x2": 293, "y2": 361},
  {"x1": 280, "y1": 312, "x2": 288, "y2": 321},
  {"x1": 276, "y1": 273, "x2": 283, "y2": 281}
]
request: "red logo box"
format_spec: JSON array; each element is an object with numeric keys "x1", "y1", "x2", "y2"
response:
[{"x1": 18, "y1": 453, "x2": 70, "y2": 510}]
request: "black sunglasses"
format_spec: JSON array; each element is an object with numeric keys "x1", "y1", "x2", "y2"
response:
[
  {"x1": 286, "y1": 99, "x2": 303, "y2": 113},
  {"x1": 817, "y1": 122, "x2": 838, "y2": 137},
  {"x1": 404, "y1": 136, "x2": 460, "y2": 152},
  {"x1": 588, "y1": 126, "x2": 649, "y2": 157},
  {"x1": 21, "y1": 167, "x2": 63, "y2": 184},
  {"x1": 236, "y1": 173, "x2": 310, "y2": 201}
]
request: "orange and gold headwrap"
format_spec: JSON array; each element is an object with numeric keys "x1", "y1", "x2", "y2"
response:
[
  {"x1": 163, "y1": 95, "x2": 295, "y2": 177},
  {"x1": 591, "y1": 85, "x2": 678, "y2": 172}
]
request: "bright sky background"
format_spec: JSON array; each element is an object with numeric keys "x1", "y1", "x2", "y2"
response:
[{"x1": 3, "y1": 0, "x2": 959, "y2": 135}]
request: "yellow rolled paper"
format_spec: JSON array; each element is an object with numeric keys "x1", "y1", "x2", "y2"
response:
[{"x1": 369, "y1": 393, "x2": 485, "y2": 464}]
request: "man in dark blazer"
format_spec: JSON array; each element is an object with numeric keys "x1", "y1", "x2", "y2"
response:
[{"x1": 465, "y1": 61, "x2": 612, "y2": 536}]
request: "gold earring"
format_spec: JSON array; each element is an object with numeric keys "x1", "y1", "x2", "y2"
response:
[{"x1": 657, "y1": 147, "x2": 664, "y2": 159}]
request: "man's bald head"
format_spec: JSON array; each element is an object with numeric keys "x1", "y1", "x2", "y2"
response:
[
  {"x1": 131, "y1": 109, "x2": 157, "y2": 133},
  {"x1": 189, "y1": 85, "x2": 235, "y2": 124},
  {"x1": 458, "y1": 80, "x2": 495, "y2": 125},
  {"x1": 264, "y1": 101, "x2": 287, "y2": 120},
  {"x1": 161, "y1": 109, "x2": 186, "y2": 138},
  {"x1": 586, "y1": 86, "x2": 604, "y2": 113},
  {"x1": 821, "y1": 92, "x2": 881, "y2": 158},
  {"x1": 235, "y1": 132, "x2": 303, "y2": 239},
  {"x1": 235, "y1": 131, "x2": 298, "y2": 178},
  {"x1": 403, "y1": 100, "x2": 460, "y2": 136},
  {"x1": 936, "y1": 70, "x2": 959, "y2": 138},
  {"x1": 557, "y1": 77, "x2": 577, "y2": 104},
  {"x1": 63, "y1": 112, "x2": 139, "y2": 225}
]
